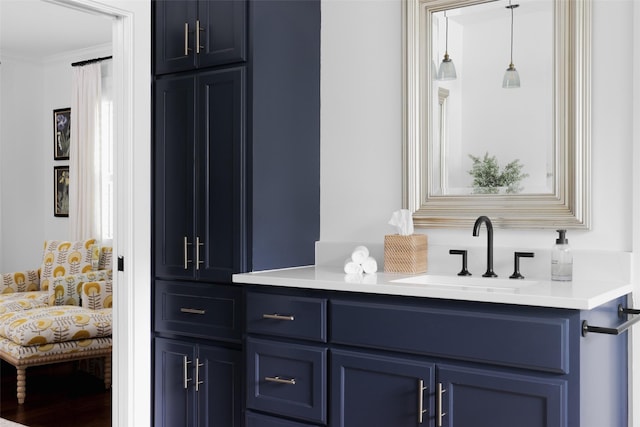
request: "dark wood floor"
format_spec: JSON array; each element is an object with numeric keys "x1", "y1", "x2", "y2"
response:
[{"x1": 0, "y1": 361, "x2": 111, "y2": 427}]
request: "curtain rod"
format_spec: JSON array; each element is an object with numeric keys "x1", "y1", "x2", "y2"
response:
[{"x1": 71, "y1": 55, "x2": 112, "y2": 67}]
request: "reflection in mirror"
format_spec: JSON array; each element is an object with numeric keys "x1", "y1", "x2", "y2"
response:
[
  {"x1": 402, "y1": 0, "x2": 591, "y2": 229},
  {"x1": 431, "y1": 0, "x2": 553, "y2": 196}
]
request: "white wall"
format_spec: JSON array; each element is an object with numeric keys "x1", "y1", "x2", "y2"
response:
[
  {"x1": 0, "y1": 46, "x2": 110, "y2": 272},
  {"x1": 321, "y1": 0, "x2": 634, "y2": 252},
  {"x1": 0, "y1": 57, "x2": 46, "y2": 271}
]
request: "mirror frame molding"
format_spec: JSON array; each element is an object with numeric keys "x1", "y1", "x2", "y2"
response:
[{"x1": 402, "y1": 0, "x2": 591, "y2": 229}]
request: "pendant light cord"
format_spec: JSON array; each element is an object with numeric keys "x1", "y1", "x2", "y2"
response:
[
  {"x1": 444, "y1": 11, "x2": 449, "y2": 55},
  {"x1": 506, "y1": 1, "x2": 519, "y2": 67},
  {"x1": 509, "y1": 2, "x2": 514, "y2": 65}
]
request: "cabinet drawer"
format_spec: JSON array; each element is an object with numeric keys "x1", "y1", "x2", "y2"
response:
[
  {"x1": 247, "y1": 291, "x2": 327, "y2": 342},
  {"x1": 154, "y1": 280, "x2": 242, "y2": 342},
  {"x1": 247, "y1": 337, "x2": 327, "y2": 424},
  {"x1": 331, "y1": 299, "x2": 571, "y2": 374},
  {"x1": 246, "y1": 411, "x2": 317, "y2": 427}
]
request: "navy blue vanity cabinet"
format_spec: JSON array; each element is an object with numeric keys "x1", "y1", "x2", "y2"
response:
[
  {"x1": 155, "y1": 337, "x2": 242, "y2": 427},
  {"x1": 154, "y1": 67, "x2": 245, "y2": 284},
  {"x1": 153, "y1": 0, "x2": 247, "y2": 75},
  {"x1": 240, "y1": 286, "x2": 628, "y2": 427}
]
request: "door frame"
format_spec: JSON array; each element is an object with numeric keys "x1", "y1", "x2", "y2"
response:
[{"x1": 50, "y1": 1, "x2": 151, "y2": 426}]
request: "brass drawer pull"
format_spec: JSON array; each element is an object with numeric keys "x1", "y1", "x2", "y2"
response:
[
  {"x1": 181, "y1": 308, "x2": 206, "y2": 315},
  {"x1": 262, "y1": 313, "x2": 295, "y2": 321},
  {"x1": 265, "y1": 376, "x2": 296, "y2": 385}
]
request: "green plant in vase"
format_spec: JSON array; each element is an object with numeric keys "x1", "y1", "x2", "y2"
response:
[{"x1": 468, "y1": 152, "x2": 528, "y2": 194}]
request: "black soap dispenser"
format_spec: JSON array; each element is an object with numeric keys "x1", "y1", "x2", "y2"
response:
[{"x1": 551, "y1": 230, "x2": 572, "y2": 281}]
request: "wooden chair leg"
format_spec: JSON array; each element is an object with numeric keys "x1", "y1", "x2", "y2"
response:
[
  {"x1": 16, "y1": 367, "x2": 26, "y2": 404},
  {"x1": 104, "y1": 355, "x2": 112, "y2": 389}
]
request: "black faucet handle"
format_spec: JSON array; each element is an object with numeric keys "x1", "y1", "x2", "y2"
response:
[
  {"x1": 510, "y1": 251, "x2": 535, "y2": 279},
  {"x1": 449, "y1": 249, "x2": 472, "y2": 276}
]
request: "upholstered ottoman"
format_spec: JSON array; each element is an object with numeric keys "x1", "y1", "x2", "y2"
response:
[{"x1": 0, "y1": 305, "x2": 112, "y2": 404}]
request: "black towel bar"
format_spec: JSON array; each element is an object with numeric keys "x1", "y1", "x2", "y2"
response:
[{"x1": 581, "y1": 305, "x2": 640, "y2": 336}]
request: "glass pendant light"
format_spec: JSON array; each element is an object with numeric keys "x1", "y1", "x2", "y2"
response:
[
  {"x1": 503, "y1": 1, "x2": 520, "y2": 88},
  {"x1": 437, "y1": 12, "x2": 457, "y2": 81}
]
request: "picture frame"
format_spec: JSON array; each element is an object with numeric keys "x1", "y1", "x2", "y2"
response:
[
  {"x1": 54, "y1": 108, "x2": 71, "y2": 160},
  {"x1": 54, "y1": 166, "x2": 69, "y2": 217}
]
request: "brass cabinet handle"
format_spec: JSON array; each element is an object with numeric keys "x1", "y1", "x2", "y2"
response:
[
  {"x1": 265, "y1": 376, "x2": 296, "y2": 385},
  {"x1": 437, "y1": 382, "x2": 447, "y2": 427},
  {"x1": 184, "y1": 23, "x2": 190, "y2": 56},
  {"x1": 183, "y1": 236, "x2": 192, "y2": 270},
  {"x1": 180, "y1": 308, "x2": 206, "y2": 315},
  {"x1": 183, "y1": 356, "x2": 192, "y2": 389},
  {"x1": 196, "y1": 20, "x2": 205, "y2": 54},
  {"x1": 262, "y1": 313, "x2": 295, "y2": 321},
  {"x1": 418, "y1": 379, "x2": 427, "y2": 424},
  {"x1": 195, "y1": 358, "x2": 204, "y2": 392},
  {"x1": 195, "y1": 236, "x2": 204, "y2": 270}
]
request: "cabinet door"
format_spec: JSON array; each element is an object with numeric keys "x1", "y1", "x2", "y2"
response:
[
  {"x1": 154, "y1": 0, "x2": 198, "y2": 74},
  {"x1": 437, "y1": 364, "x2": 567, "y2": 427},
  {"x1": 196, "y1": 345, "x2": 242, "y2": 427},
  {"x1": 195, "y1": 67, "x2": 246, "y2": 282},
  {"x1": 331, "y1": 349, "x2": 435, "y2": 427},
  {"x1": 154, "y1": 75, "x2": 197, "y2": 281},
  {"x1": 154, "y1": 338, "x2": 197, "y2": 427},
  {"x1": 197, "y1": 0, "x2": 247, "y2": 68}
]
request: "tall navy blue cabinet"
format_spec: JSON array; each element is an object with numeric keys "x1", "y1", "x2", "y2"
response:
[{"x1": 152, "y1": 1, "x2": 320, "y2": 426}]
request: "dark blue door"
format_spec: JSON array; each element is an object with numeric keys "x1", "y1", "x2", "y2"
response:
[
  {"x1": 197, "y1": 345, "x2": 242, "y2": 427},
  {"x1": 154, "y1": 338, "x2": 196, "y2": 427},
  {"x1": 197, "y1": 0, "x2": 247, "y2": 68},
  {"x1": 153, "y1": 0, "x2": 198, "y2": 74},
  {"x1": 196, "y1": 67, "x2": 246, "y2": 281},
  {"x1": 437, "y1": 364, "x2": 568, "y2": 427},
  {"x1": 331, "y1": 349, "x2": 435, "y2": 427},
  {"x1": 154, "y1": 74, "x2": 196, "y2": 281}
]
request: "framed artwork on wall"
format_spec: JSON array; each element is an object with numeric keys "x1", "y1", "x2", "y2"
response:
[
  {"x1": 54, "y1": 108, "x2": 71, "y2": 160},
  {"x1": 54, "y1": 166, "x2": 69, "y2": 217}
]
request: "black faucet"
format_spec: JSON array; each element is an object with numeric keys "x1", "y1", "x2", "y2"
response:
[{"x1": 472, "y1": 216, "x2": 497, "y2": 277}]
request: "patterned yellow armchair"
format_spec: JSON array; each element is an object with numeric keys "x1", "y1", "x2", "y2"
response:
[
  {"x1": 0, "y1": 239, "x2": 114, "y2": 403},
  {"x1": 0, "y1": 239, "x2": 113, "y2": 312}
]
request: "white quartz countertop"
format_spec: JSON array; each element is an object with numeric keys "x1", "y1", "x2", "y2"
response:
[{"x1": 232, "y1": 265, "x2": 633, "y2": 310}]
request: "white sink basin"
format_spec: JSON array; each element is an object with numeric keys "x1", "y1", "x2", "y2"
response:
[{"x1": 391, "y1": 274, "x2": 538, "y2": 291}]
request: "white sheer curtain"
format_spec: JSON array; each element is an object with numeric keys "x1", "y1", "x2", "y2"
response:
[{"x1": 69, "y1": 60, "x2": 113, "y2": 242}]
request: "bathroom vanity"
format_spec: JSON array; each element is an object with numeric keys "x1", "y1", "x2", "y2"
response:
[{"x1": 234, "y1": 260, "x2": 634, "y2": 427}]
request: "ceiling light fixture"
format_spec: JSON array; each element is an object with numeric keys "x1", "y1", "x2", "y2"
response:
[{"x1": 503, "y1": 1, "x2": 521, "y2": 88}]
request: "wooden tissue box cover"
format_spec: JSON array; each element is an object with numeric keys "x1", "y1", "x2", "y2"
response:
[{"x1": 384, "y1": 234, "x2": 428, "y2": 274}]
